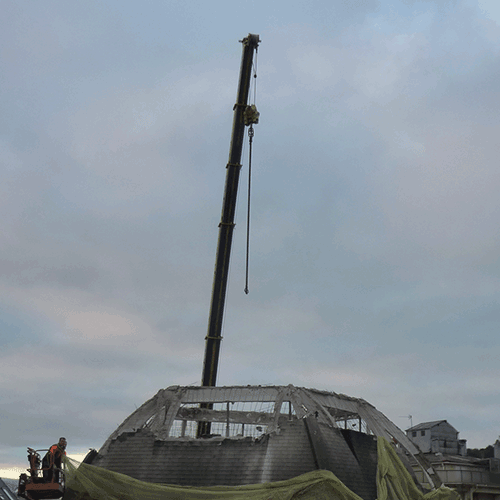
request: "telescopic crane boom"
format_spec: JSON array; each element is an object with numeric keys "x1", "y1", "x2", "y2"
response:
[{"x1": 198, "y1": 33, "x2": 260, "y2": 436}]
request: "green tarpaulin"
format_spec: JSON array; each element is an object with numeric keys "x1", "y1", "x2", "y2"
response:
[{"x1": 63, "y1": 437, "x2": 460, "y2": 500}]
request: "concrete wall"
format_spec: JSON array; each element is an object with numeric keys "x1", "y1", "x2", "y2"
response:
[
  {"x1": 93, "y1": 419, "x2": 379, "y2": 499},
  {"x1": 94, "y1": 423, "x2": 317, "y2": 487},
  {"x1": 432, "y1": 422, "x2": 459, "y2": 441},
  {"x1": 408, "y1": 429, "x2": 432, "y2": 453}
]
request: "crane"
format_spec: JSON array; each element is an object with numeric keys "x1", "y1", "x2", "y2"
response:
[{"x1": 197, "y1": 33, "x2": 260, "y2": 437}]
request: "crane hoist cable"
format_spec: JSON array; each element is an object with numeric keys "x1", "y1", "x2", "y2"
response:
[
  {"x1": 243, "y1": 56, "x2": 259, "y2": 295},
  {"x1": 244, "y1": 124, "x2": 254, "y2": 295}
]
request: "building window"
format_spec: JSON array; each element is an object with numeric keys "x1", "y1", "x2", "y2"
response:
[
  {"x1": 421, "y1": 430, "x2": 426, "y2": 436},
  {"x1": 412, "y1": 431, "x2": 417, "y2": 437}
]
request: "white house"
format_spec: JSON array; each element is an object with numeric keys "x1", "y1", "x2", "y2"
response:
[{"x1": 406, "y1": 420, "x2": 467, "y2": 455}]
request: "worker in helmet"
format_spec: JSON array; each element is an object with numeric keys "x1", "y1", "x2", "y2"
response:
[{"x1": 42, "y1": 437, "x2": 67, "y2": 482}]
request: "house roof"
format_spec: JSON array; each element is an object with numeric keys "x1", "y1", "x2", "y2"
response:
[{"x1": 407, "y1": 420, "x2": 449, "y2": 432}]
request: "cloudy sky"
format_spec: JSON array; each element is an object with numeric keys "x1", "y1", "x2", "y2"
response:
[{"x1": 2, "y1": 0, "x2": 500, "y2": 478}]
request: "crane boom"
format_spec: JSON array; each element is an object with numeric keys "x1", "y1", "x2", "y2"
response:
[{"x1": 198, "y1": 33, "x2": 260, "y2": 436}]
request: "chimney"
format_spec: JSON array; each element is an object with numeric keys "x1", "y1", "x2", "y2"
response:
[
  {"x1": 494, "y1": 438, "x2": 500, "y2": 459},
  {"x1": 458, "y1": 439, "x2": 467, "y2": 456}
]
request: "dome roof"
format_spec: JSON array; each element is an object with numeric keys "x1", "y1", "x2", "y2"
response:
[{"x1": 89, "y1": 384, "x2": 436, "y2": 499}]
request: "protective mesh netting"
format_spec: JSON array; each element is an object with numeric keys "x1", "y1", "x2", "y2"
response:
[
  {"x1": 62, "y1": 437, "x2": 461, "y2": 500},
  {"x1": 376, "y1": 438, "x2": 460, "y2": 500}
]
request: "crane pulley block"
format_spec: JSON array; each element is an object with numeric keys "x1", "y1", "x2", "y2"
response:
[{"x1": 244, "y1": 104, "x2": 259, "y2": 125}]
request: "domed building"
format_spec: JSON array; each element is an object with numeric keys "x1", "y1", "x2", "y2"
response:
[{"x1": 86, "y1": 384, "x2": 440, "y2": 500}]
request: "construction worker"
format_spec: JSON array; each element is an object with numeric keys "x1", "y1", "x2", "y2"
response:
[{"x1": 42, "y1": 437, "x2": 67, "y2": 482}]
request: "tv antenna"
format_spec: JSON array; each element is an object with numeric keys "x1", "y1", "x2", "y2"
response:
[{"x1": 399, "y1": 414, "x2": 413, "y2": 429}]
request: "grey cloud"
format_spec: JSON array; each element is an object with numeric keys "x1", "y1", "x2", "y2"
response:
[{"x1": 1, "y1": 2, "x2": 500, "y2": 474}]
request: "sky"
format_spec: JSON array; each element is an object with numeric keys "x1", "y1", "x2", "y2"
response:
[{"x1": 1, "y1": 0, "x2": 500, "y2": 479}]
